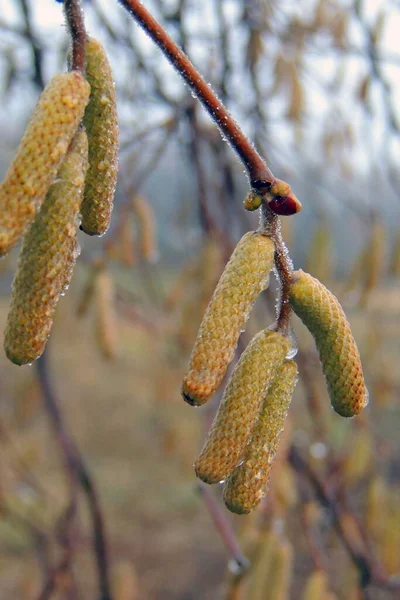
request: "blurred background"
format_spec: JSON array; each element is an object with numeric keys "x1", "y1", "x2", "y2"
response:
[{"x1": 0, "y1": 0, "x2": 399, "y2": 598}]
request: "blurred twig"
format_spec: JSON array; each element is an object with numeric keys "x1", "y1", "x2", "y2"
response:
[{"x1": 36, "y1": 349, "x2": 112, "y2": 600}]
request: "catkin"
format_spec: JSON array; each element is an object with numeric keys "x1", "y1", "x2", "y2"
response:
[
  {"x1": 195, "y1": 330, "x2": 290, "y2": 484},
  {"x1": 182, "y1": 232, "x2": 275, "y2": 406},
  {"x1": 223, "y1": 360, "x2": 297, "y2": 514},
  {"x1": 4, "y1": 128, "x2": 88, "y2": 365},
  {"x1": 80, "y1": 37, "x2": 118, "y2": 236},
  {"x1": 389, "y1": 225, "x2": 400, "y2": 276},
  {"x1": 94, "y1": 270, "x2": 118, "y2": 360},
  {"x1": 132, "y1": 195, "x2": 158, "y2": 262},
  {"x1": 302, "y1": 570, "x2": 329, "y2": 600},
  {"x1": 289, "y1": 270, "x2": 368, "y2": 417},
  {"x1": 0, "y1": 72, "x2": 90, "y2": 256},
  {"x1": 359, "y1": 218, "x2": 385, "y2": 306}
]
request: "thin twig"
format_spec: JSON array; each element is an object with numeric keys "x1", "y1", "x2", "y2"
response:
[
  {"x1": 289, "y1": 445, "x2": 400, "y2": 594},
  {"x1": 197, "y1": 482, "x2": 250, "y2": 575},
  {"x1": 260, "y1": 203, "x2": 294, "y2": 334}
]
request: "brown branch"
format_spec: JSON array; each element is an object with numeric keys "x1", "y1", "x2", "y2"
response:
[
  {"x1": 64, "y1": 0, "x2": 86, "y2": 73},
  {"x1": 36, "y1": 348, "x2": 112, "y2": 600},
  {"x1": 117, "y1": 0, "x2": 273, "y2": 188}
]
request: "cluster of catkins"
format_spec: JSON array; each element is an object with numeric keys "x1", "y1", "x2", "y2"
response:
[
  {"x1": 182, "y1": 231, "x2": 369, "y2": 514},
  {"x1": 0, "y1": 37, "x2": 118, "y2": 366}
]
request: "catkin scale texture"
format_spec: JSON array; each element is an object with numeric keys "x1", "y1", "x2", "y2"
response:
[
  {"x1": 195, "y1": 330, "x2": 290, "y2": 484},
  {"x1": 289, "y1": 270, "x2": 368, "y2": 417},
  {"x1": 223, "y1": 360, "x2": 298, "y2": 514},
  {"x1": 182, "y1": 232, "x2": 275, "y2": 406},
  {"x1": 80, "y1": 37, "x2": 119, "y2": 236},
  {"x1": 4, "y1": 129, "x2": 88, "y2": 366},
  {"x1": 0, "y1": 72, "x2": 90, "y2": 256}
]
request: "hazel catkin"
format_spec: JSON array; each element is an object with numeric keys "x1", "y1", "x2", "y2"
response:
[
  {"x1": 289, "y1": 269, "x2": 368, "y2": 417},
  {"x1": 94, "y1": 269, "x2": 118, "y2": 361},
  {"x1": 223, "y1": 360, "x2": 298, "y2": 514},
  {"x1": 0, "y1": 72, "x2": 90, "y2": 256},
  {"x1": 80, "y1": 37, "x2": 119, "y2": 236},
  {"x1": 4, "y1": 129, "x2": 88, "y2": 366},
  {"x1": 194, "y1": 330, "x2": 290, "y2": 484},
  {"x1": 182, "y1": 232, "x2": 275, "y2": 406}
]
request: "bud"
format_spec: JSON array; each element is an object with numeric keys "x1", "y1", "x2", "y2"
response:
[
  {"x1": 80, "y1": 37, "x2": 118, "y2": 236},
  {"x1": 243, "y1": 190, "x2": 263, "y2": 211},
  {"x1": 195, "y1": 330, "x2": 290, "y2": 484},
  {"x1": 182, "y1": 232, "x2": 275, "y2": 406},
  {"x1": 264, "y1": 178, "x2": 302, "y2": 216},
  {"x1": 4, "y1": 129, "x2": 88, "y2": 365},
  {"x1": 289, "y1": 270, "x2": 368, "y2": 417},
  {"x1": 223, "y1": 360, "x2": 297, "y2": 514},
  {"x1": 0, "y1": 72, "x2": 90, "y2": 256}
]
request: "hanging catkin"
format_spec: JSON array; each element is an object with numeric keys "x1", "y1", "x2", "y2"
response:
[
  {"x1": 80, "y1": 37, "x2": 118, "y2": 235},
  {"x1": 195, "y1": 330, "x2": 290, "y2": 484},
  {"x1": 223, "y1": 360, "x2": 298, "y2": 514},
  {"x1": 182, "y1": 232, "x2": 275, "y2": 406},
  {"x1": 0, "y1": 72, "x2": 90, "y2": 256},
  {"x1": 289, "y1": 270, "x2": 368, "y2": 417},
  {"x1": 94, "y1": 269, "x2": 118, "y2": 360},
  {"x1": 4, "y1": 129, "x2": 88, "y2": 365}
]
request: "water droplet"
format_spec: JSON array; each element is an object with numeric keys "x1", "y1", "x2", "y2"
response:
[
  {"x1": 286, "y1": 327, "x2": 298, "y2": 359},
  {"x1": 309, "y1": 442, "x2": 327, "y2": 460}
]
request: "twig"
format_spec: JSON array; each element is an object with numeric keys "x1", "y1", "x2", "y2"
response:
[
  {"x1": 36, "y1": 349, "x2": 112, "y2": 600},
  {"x1": 260, "y1": 204, "x2": 294, "y2": 334},
  {"x1": 117, "y1": 0, "x2": 276, "y2": 188},
  {"x1": 197, "y1": 482, "x2": 250, "y2": 575},
  {"x1": 64, "y1": 0, "x2": 86, "y2": 73},
  {"x1": 289, "y1": 445, "x2": 400, "y2": 594},
  {"x1": 18, "y1": 0, "x2": 44, "y2": 88}
]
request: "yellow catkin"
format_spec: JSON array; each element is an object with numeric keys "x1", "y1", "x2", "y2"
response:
[
  {"x1": 165, "y1": 258, "x2": 199, "y2": 311},
  {"x1": 343, "y1": 429, "x2": 373, "y2": 485},
  {"x1": 289, "y1": 270, "x2": 368, "y2": 417},
  {"x1": 80, "y1": 37, "x2": 118, "y2": 236},
  {"x1": 119, "y1": 218, "x2": 136, "y2": 268},
  {"x1": 359, "y1": 218, "x2": 385, "y2": 307},
  {"x1": 223, "y1": 360, "x2": 297, "y2": 514},
  {"x1": 131, "y1": 195, "x2": 158, "y2": 263},
  {"x1": 382, "y1": 487, "x2": 400, "y2": 575},
  {"x1": 76, "y1": 259, "x2": 104, "y2": 317},
  {"x1": 111, "y1": 561, "x2": 139, "y2": 600},
  {"x1": 305, "y1": 222, "x2": 333, "y2": 283},
  {"x1": 0, "y1": 72, "x2": 90, "y2": 256},
  {"x1": 264, "y1": 538, "x2": 293, "y2": 600},
  {"x1": 4, "y1": 129, "x2": 88, "y2": 365},
  {"x1": 389, "y1": 225, "x2": 400, "y2": 276},
  {"x1": 182, "y1": 232, "x2": 275, "y2": 406},
  {"x1": 195, "y1": 330, "x2": 290, "y2": 484},
  {"x1": 94, "y1": 270, "x2": 118, "y2": 360},
  {"x1": 366, "y1": 476, "x2": 387, "y2": 544},
  {"x1": 248, "y1": 530, "x2": 277, "y2": 600},
  {"x1": 301, "y1": 570, "x2": 329, "y2": 600}
]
